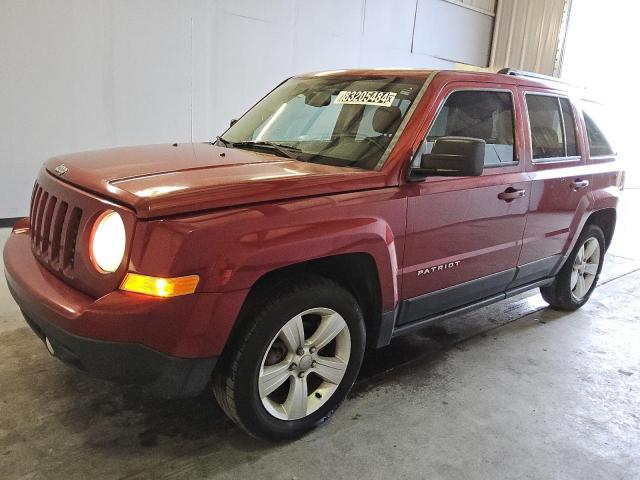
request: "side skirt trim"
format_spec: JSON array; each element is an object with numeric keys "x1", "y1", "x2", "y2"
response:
[
  {"x1": 396, "y1": 268, "x2": 517, "y2": 326},
  {"x1": 388, "y1": 276, "x2": 554, "y2": 341},
  {"x1": 508, "y1": 255, "x2": 562, "y2": 289}
]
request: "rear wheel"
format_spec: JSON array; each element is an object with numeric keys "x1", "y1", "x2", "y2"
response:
[
  {"x1": 213, "y1": 274, "x2": 365, "y2": 440},
  {"x1": 540, "y1": 224, "x2": 605, "y2": 310}
]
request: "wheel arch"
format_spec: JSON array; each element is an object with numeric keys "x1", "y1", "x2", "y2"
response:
[
  {"x1": 552, "y1": 206, "x2": 617, "y2": 276},
  {"x1": 221, "y1": 253, "x2": 385, "y2": 356},
  {"x1": 585, "y1": 208, "x2": 616, "y2": 250}
]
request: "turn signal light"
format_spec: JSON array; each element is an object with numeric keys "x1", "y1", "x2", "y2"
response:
[{"x1": 120, "y1": 273, "x2": 199, "y2": 298}]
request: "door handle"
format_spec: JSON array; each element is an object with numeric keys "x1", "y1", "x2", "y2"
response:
[
  {"x1": 570, "y1": 179, "x2": 589, "y2": 190},
  {"x1": 498, "y1": 188, "x2": 526, "y2": 202}
]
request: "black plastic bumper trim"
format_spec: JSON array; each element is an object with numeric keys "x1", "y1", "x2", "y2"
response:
[{"x1": 21, "y1": 310, "x2": 217, "y2": 399}]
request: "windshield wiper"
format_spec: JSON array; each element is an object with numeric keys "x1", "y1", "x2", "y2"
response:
[
  {"x1": 215, "y1": 135, "x2": 233, "y2": 147},
  {"x1": 230, "y1": 141, "x2": 302, "y2": 160}
]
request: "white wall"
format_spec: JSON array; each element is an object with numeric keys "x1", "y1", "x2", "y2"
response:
[
  {"x1": 489, "y1": 0, "x2": 570, "y2": 76},
  {"x1": 561, "y1": 0, "x2": 639, "y2": 187},
  {"x1": 1, "y1": 0, "x2": 496, "y2": 217}
]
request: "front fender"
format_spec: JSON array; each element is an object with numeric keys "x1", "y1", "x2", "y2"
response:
[
  {"x1": 212, "y1": 217, "x2": 400, "y2": 312},
  {"x1": 129, "y1": 190, "x2": 407, "y2": 314}
]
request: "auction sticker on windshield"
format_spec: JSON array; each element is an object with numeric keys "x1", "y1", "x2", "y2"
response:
[{"x1": 335, "y1": 90, "x2": 397, "y2": 107}]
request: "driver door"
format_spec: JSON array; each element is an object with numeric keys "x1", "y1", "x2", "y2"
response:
[{"x1": 398, "y1": 84, "x2": 529, "y2": 325}]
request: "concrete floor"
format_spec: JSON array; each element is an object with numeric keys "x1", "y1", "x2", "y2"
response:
[{"x1": 1, "y1": 192, "x2": 639, "y2": 480}]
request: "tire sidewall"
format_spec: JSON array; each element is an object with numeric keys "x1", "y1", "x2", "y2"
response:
[{"x1": 232, "y1": 280, "x2": 365, "y2": 441}]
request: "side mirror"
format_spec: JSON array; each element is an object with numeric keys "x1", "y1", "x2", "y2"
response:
[
  {"x1": 229, "y1": 119, "x2": 238, "y2": 127},
  {"x1": 413, "y1": 137, "x2": 485, "y2": 177}
]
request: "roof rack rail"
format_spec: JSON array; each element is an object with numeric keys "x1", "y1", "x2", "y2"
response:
[{"x1": 497, "y1": 68, "x2": 575, "y2": 86}]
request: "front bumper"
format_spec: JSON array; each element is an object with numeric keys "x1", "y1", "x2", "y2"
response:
[
  {"x1": 21, "y1": 309, "x2": 216, "y2": 398},
  {"x1": 3, "y1": 223, "x2": 232, "y2": 398}
]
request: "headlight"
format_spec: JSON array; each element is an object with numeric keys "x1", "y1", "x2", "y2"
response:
[{"x1": 90, "y1": 210, "x2": 126, "y2": 273}]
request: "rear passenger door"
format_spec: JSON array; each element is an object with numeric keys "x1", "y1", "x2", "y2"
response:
[
  {"x1": 511, "y1": 90, "x2": 592, "y2": 287},
  {"x1": 399, "y1": 85, "x2": 529, "y2": 325}
]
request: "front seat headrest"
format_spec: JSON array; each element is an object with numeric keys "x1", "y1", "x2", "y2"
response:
[{"x1": 372, "y1": 106, "x2": 402, "y2": 134}]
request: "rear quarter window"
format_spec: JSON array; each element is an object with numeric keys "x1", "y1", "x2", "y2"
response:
[{"x1": 582, "y1": 101, "x2": 615, "y2": 157}]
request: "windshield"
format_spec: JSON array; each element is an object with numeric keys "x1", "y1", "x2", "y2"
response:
[{"x1": 221, "y1": 75, "x2": 426, "y2": 170}]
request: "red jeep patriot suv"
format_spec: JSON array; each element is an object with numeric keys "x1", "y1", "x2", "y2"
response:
[{"x1": 4, "y1": 68, "x2": 623, "y2": 440}]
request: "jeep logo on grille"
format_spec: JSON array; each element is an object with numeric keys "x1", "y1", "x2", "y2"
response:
[{"x1": 54, "y1": 164, "x2": 68, "y2": 176}]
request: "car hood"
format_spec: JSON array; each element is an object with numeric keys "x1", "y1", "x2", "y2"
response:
[{"x1": 44, "y1": 143, "x2": 388, "y2": 218}]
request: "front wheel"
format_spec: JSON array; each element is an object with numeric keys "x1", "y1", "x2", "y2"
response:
[
  {"x1": 540, "y1": 224, "x2": 605, "y2": 310},
  {"x1": 213, "y1": 274, "x2": 365, "y2": 440}
]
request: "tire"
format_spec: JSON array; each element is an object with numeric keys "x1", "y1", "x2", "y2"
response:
[
  {"x1": 213, "y1": 274, "x2": 366, "y2": 441},
  {"x1": 540, "y1": 224, "x2": 605, "y2": 311}
]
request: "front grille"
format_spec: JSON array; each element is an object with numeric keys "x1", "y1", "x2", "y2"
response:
[
  {"x1": 30, "y1": 181, "x2": 83, "y2": 275},
  {"x1": 28, "y1": 169, "x2": 135, "y2": 298}
]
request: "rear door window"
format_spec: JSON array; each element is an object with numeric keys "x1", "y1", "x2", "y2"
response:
[
  {"x1": 423, "y1": 90, "x2": 516, "y2": 166},
  {"x1": 526, "y1": 94, "x2": 580, "y2": 160},
  {"x1": 559, "y1": 98, "x2": 578, "y2": 157}
]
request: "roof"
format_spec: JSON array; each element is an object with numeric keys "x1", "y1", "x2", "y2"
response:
[
  {"x1": 298, "y1": 68, "x2": 436, "y2": 79},
  {"x1": 298, "y1": 68, "x2": 579, "y2": 94}
]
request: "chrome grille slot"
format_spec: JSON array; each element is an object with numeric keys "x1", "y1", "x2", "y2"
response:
[
  {"x1": 29, "y1": 183, "x2": 38, "y2": 220},
  {"x1": 30, "y1": 186, "x2": 43, "y2": 247},
  {"x1": 50, "y1": 201, "x2": 68, "y2": 265},
  {"x1": 41, "y1": 196, "x2": 57, "y2": 255},
  {"x1": 34, "y1": 191, "x2": 49, "y2": 250},
  {"x1": 63, "y1": 207, "x2": 82, "y2": 271}
]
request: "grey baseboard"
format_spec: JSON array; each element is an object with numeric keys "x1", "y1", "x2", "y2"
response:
[{"x1": 0, "y1": 217, "x2": 21, "y2": 228}]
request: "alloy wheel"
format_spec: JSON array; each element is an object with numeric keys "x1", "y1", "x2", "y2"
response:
[
  {"x1": 570, "y1": 236, "x2": 601, "y2": 300},
  {"x1": 258, "y1": 307, "x2": 351, "y2": 421}
]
